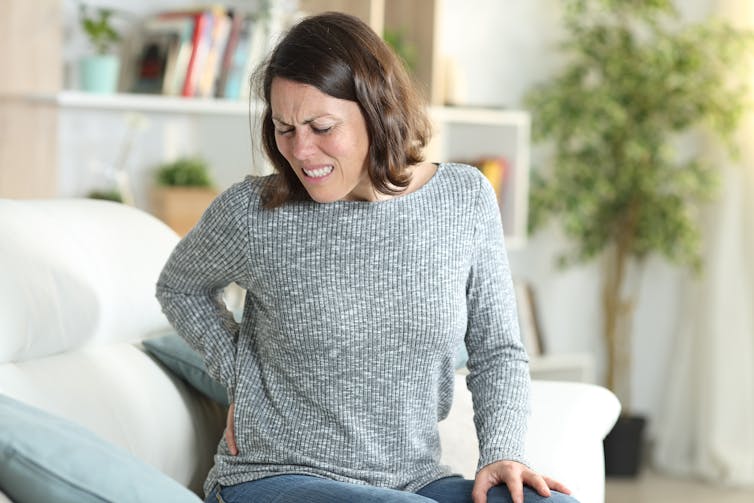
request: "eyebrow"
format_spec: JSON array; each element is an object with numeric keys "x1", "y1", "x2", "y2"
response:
[{"x1": 271, "y1": 115, "x2": 335, "y2": 127}]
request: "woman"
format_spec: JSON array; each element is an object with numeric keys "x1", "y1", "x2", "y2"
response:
[{"x1": 156, "y1": 12, "x2": 577, "y2": 503}]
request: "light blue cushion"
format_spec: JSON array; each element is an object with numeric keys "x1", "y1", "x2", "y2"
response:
[
  {"x1": 455, "y1": 344, "x2": 469, "y2": 369},
  {"x1": 0, "y1": 394, "x2": 201, "y2": 503},
  {"x1": 143, "y1": 333, "x2": 230, "y2": 407}
]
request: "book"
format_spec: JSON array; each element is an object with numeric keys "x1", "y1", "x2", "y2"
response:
[
  {"x1": 182, "y1": 10, "x2": 214, "y2": 97},
  {"x1": 164, "y1": 16, "x2": 196, "y2": 96},
  {"x1": 197, "y1": 7, "x2": 232, "y2": 98},
  {"x1": 514, "y1": 280, "x2": 544, "y2": 356},
  {"x1": 229, "y1": 15, "x2": 268, "y2": 99},
  {"x1": 131, "y1": 17, "x2": 186, "y2": 95},
  {"x1": 220, "y1": 13, "x2": 258, "y2": 99},
  {"x1": 474, "y1": 156, "x2": 509, "y2": 200},
  {"x1": 237, "y1": 15, "x2": 269, "y2": 100},
  {"x1": 141, "y1": 11, "x2": 197, "y2": 96},
  {"x1": 215, "y1": 10, "x2": 245, "y2": 98}
]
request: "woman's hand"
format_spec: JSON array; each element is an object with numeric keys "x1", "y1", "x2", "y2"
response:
[
  {"x1": 471, "y1": 460, "x2": 571, "y2": 503},
  {"x1": 226, "y1": 403, "x2": 238, "y2": 456}
]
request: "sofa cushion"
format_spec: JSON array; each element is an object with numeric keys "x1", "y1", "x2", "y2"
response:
[
  {"x1": 143, "y1": 333, "x2": 230, "y2": 407},
  {"x1": 0, "y1": 394, "x2": 201, "y2": 503},
  {"x1": 0, "y1": 199, "x2": 179, "y2": 363}
]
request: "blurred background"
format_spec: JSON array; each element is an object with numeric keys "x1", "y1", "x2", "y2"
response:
[{"x1": 1, "y1": 1, "x2": 753, "y2": 501}]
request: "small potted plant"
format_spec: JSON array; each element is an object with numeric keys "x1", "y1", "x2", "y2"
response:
[
  {"x1": 79, "y1": 4, "x2": 122, "y2": 93},
  {"x1": 151, "y1": 156, "x2": 218, "y2": 236}
]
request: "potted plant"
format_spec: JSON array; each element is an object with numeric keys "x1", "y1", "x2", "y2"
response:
[
  {"x1": 79, "y1": 4, "x2": 122, "y2": 93},
  {"x1": 523, "y1": 0, "x2": 752, "y2": 476},
  {"x1": 151, "y1": 156, "x2": 218, "y2": 236}
]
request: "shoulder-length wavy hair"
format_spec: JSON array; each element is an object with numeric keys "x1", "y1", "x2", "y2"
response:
[{"x1": 255, "y1": 11, "x2": 432, "y2": 207}]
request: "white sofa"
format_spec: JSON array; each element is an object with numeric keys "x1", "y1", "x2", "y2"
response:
[{"x1": 0, "y1": 198, "x2": 620, "y2": 503}]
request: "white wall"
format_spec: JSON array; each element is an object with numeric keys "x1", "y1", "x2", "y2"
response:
[{"x1": 440, "y1": 0, "x2": 717, "y2": 442}]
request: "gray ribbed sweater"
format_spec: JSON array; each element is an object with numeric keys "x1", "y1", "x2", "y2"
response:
[{"x1": 155, "y1": 163, "x2": 530, "y2": 495}]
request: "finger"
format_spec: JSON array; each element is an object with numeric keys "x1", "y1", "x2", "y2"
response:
[
  {"x1": 471, "y1": 476, "x2": 492, "y2": 503},
  {"x1": 226, "y1": 404, "x2": 238, "y2": 455},
  {"x1": 225, "y1": 429, "x2": 237, "y2": 455},
  {"x1": 543, "y1": 476, "x2": 571, "y2": 495},
  {"x1": 522, "y1": 471, "x2": 551, "y2": 498},
  {"x1": 505, "y1": 479, "x2": 525, "y2": 503},
  {"x1": 225, "y1": 428, "x2": 237, "y2": 455}
]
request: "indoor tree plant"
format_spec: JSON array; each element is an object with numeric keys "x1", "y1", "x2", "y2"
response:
[
  {"x1": 79, "y1": 4, "x2": 122, "y2": 93},
  {"x1": 524, "y1": 0, "x2": 752, "y2": 475}
]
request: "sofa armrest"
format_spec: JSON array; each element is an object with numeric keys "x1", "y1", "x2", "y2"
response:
[
  {"x1": 439, "y1": 377, "x2": 620, "y2": 503},
  {"x1": 526, "y1": 380, "x2": 620, "y2": 503}
]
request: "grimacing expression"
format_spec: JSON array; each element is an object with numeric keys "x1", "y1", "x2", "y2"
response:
[{"x1": 270, "y1": 77, "x2": 374, "y2": 203}]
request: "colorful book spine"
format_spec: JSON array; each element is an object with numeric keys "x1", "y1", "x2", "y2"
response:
[
  {"x1": 222, "y1": 14, "x2": 256, "y2": 100},
  {"x1": 197, "y1": 7, "x2": 232, "y2": 98},
  {"x1": 215, "y1": 11, "x2": 244, "y2": 98},
  {"x1": 182, "y1": 11, "x2": 213, "y2": 97}
]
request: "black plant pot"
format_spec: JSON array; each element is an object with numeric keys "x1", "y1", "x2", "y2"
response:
[{"x1": 603, "y1": 414, "x2": 647, "y2": 477}]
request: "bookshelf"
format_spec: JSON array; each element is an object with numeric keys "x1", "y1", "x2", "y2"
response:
[{"x1": 2, "y1": 0, "x2": 530, "y2": 246}]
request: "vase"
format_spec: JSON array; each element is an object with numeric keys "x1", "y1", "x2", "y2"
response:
[
  {"x1": 80, "y1": 55, "x2": 120, "y2": 94},
  {"x1": 603, "y1": 414, "x2": 647, "y2": 477},
  {"x1": 151, "y1": 187, "x2": 218, "y2": 237}
]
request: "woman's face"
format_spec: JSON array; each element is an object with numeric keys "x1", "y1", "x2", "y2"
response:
[{"x1": 270, "y1": 77, "x2": 373, "y2": 203}]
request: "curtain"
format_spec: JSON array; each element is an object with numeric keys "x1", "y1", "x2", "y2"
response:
[{"x1": 653, "y1": 0, "x2": 754, "y2": 486}]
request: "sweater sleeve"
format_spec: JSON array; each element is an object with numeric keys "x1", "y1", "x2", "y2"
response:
[
  {"x1": 155, "y1": 179, "x2": 251, "y2": 403},
  {"x1": 464, "y1": 175, "x2": 531, "y2": 472}
]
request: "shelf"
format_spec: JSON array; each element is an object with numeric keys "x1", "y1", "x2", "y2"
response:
[
  {"x1": 428, "y1": 106, "x2": 530, "y2": 126},
  {"x1": 31, "y1": 92, "x2": 529, "y2": 128},
  {"x1": 27, "y1": 91, "x2": 259, "y2": 116}
]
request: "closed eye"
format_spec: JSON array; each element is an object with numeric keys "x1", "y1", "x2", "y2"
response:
[{"x1": 311, "y1": 125, "x2": 333, "y2": 134}]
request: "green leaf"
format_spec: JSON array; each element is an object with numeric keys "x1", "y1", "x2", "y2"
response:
[{"x1": 154, "y1": 157, "x2": 214, "y2": 187}]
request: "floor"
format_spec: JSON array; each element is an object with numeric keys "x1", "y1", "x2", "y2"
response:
[{"x1": 605, "y1": 469, "x2": 754, "y2": 503}]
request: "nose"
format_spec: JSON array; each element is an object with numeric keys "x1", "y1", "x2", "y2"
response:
[{"x1": 292, "y1": 130, "x2": 316, "y2": 160}]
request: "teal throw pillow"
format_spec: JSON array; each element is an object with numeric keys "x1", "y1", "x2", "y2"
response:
[
  {"x1": 142, "y1": 333, "x2": 230, "y2": 407},
  {"x1": 0, "y1": 394, "x2": 201, "y2": 503},
  {"x1": 455, "y1": 344, "x2": 469, "y2": 369}
]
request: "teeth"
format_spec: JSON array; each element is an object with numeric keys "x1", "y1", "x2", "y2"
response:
[{"x1": 303, "y1": 165, "x2": 333, "y2": 178}]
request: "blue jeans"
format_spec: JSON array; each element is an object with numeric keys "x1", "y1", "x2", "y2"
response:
[{"x1": 206, "y1": 475, "x2": 579, "y2": 503}]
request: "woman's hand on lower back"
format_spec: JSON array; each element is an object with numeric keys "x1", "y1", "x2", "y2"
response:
[{"x1": 226, "y1": 403, "x2": 238, "y2": 455}]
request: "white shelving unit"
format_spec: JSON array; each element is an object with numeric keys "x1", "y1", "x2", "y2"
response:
[{"x1": 428, "y1": 106, "x2": 530, "y2": 248}]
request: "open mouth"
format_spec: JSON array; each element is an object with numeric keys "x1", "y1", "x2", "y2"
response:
[{"x1": 302, "y1": 165, "x2": 334, "y2": 178}]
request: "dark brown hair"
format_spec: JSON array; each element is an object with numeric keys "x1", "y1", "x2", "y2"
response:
[{"x1": 255, "y1": 12, "x2": 432, "y2": 207}]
